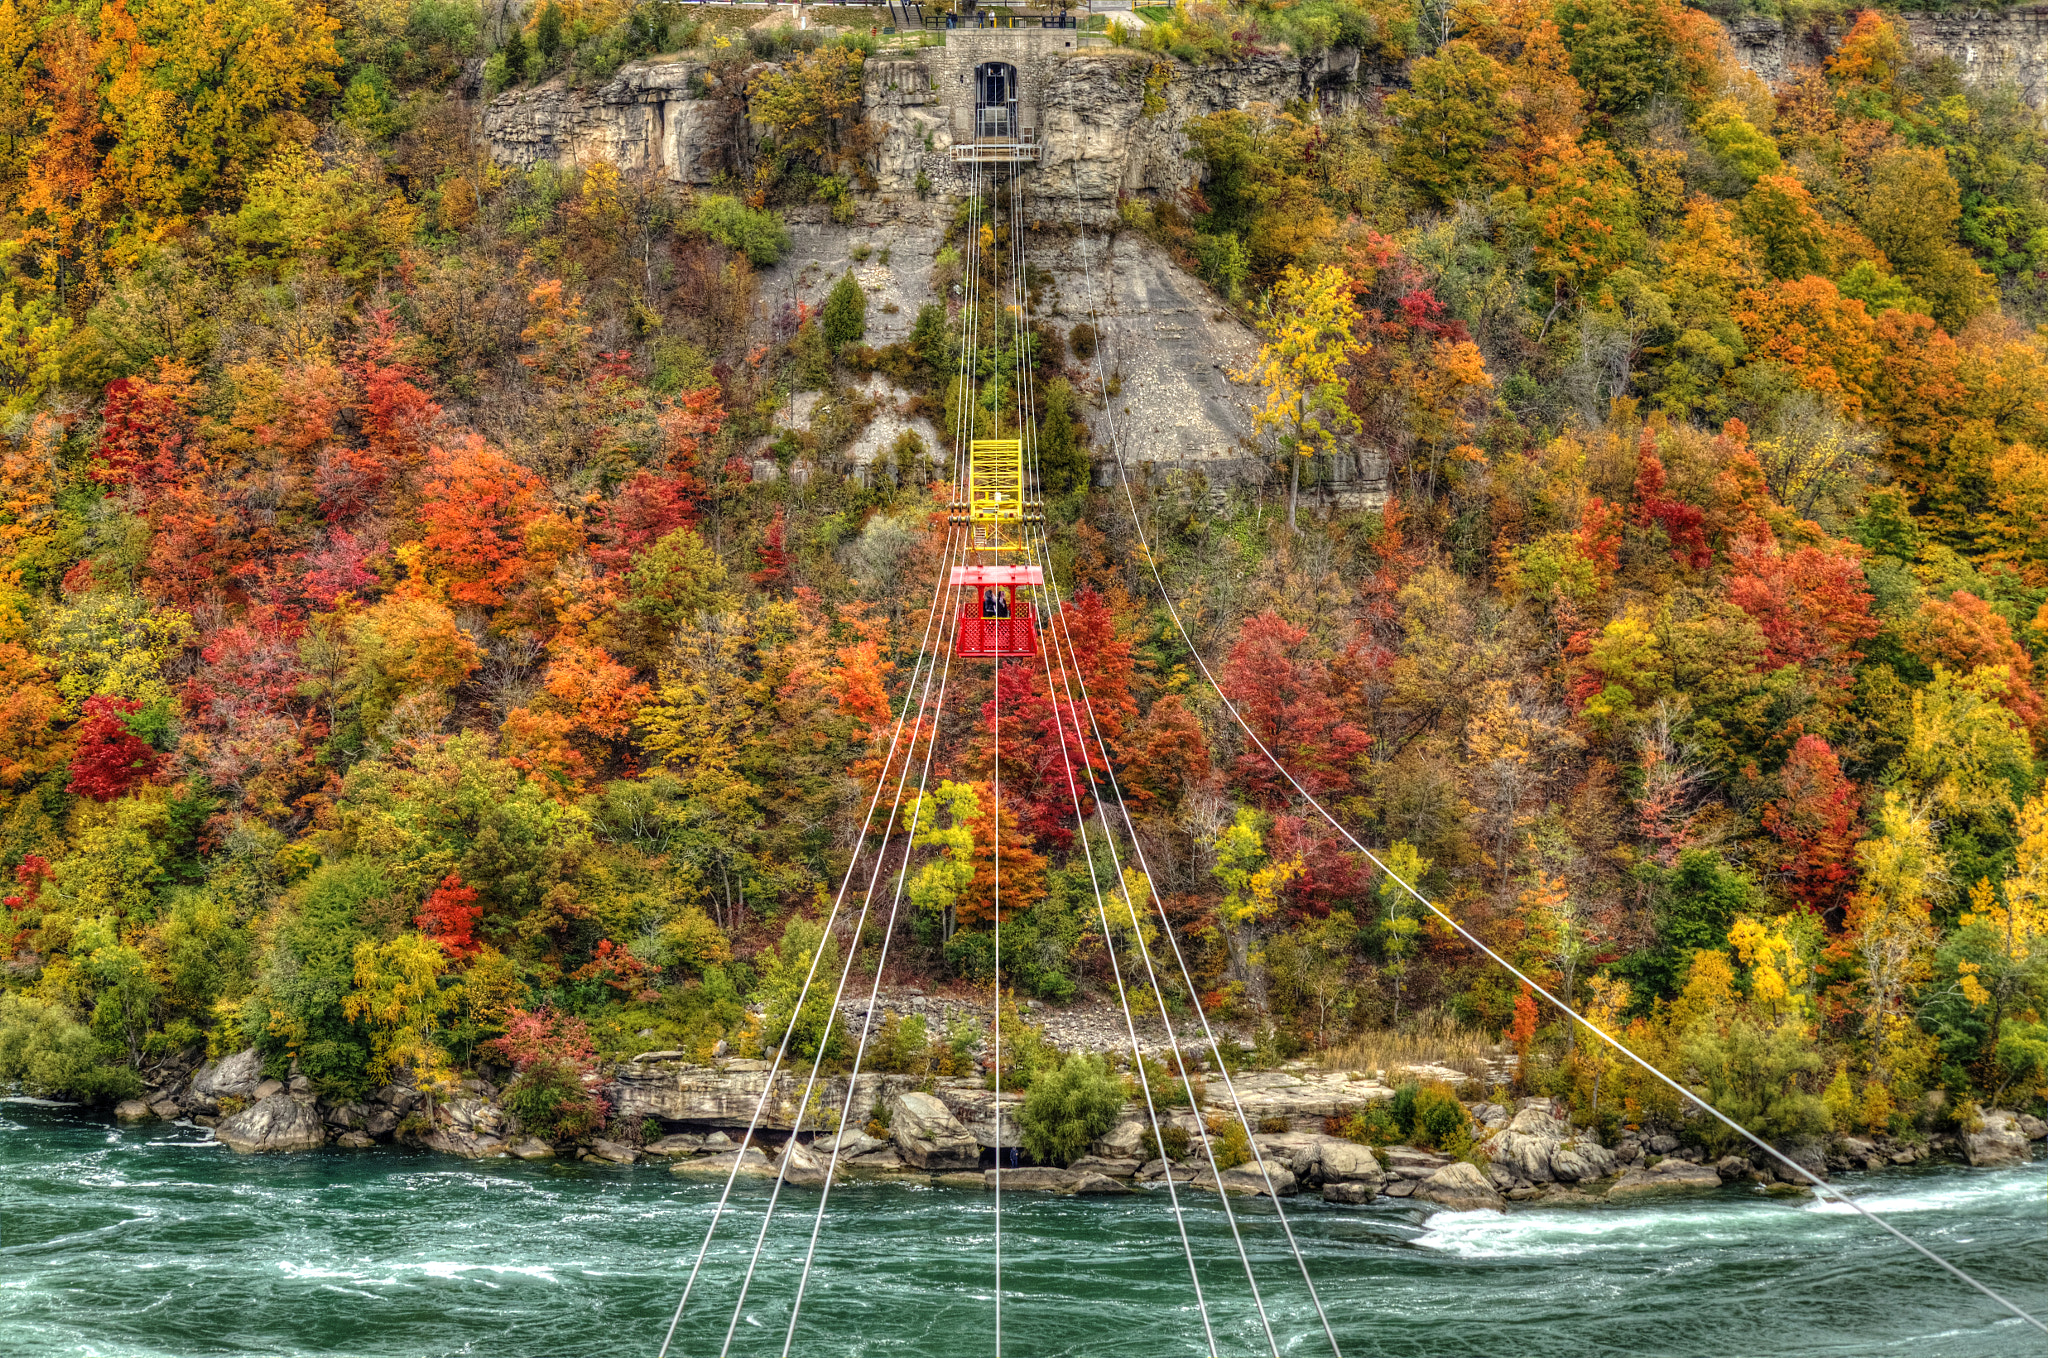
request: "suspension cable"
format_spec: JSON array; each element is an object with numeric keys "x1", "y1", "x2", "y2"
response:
[
  {"x1": 654, "y1": 506, "x2": 967, "y2": 1358},
  {"x1": 1018, "y1": 209, "x2": 1340, "y2": 1356},
  {"x1": 651, "y1": 152, "x2": 994, "y2": 1358},
  {"x1": 714, "y1": 512, "x2": 971, "y2": 1358},
  {"x1": 997, "y1": 177, "x2": 1228, "y2": 1353},
  {"x1": 720, "y1": 150, "x2": 1002, "y2": 1358},
  {"x1": 1006, "y1": 185, "x2": 1279, "y2": 1356},
  {"x1": 1073, "y1": 224, "x2": 2048, "y2": 1341}
]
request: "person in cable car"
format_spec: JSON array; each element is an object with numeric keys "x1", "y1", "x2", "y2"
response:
[{"x1": 981, "y1": 586, "x2": 1010, "y2": 619}]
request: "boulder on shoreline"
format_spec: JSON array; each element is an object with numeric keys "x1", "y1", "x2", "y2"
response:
[
  {"x1": 189, "y1": 1048, "x2": 263, "y2": 1107},
  {"x1": 672, "y1": 1145, "x2": 773, "y2": 1178},
  {"x1": 1071, "y1": 1171, "x2": 1132, "y2": 1195},
  {"x1": 1190, "y1": 1164, "x2": 1298, "y2": 1197},
  {"x1": 1413, "y1": 1161, "x2": 1502, "y2": 1212},
  {"x1": 1291, "y1": 1137, "x2": 1383, "y2": 1192},
  {"x1": 984, "y1": 1166, "x2": 1073, "y2": 1192},
  {"x1": 214, "y1": 1095, "x2": 326, "y2": 1154},
  {"x1": 889, "y1": 1091, "x2": 980, "y2": 1170},
  {"x1": 1606, "y1": 1158, "x2": 1723, "y2": 1200},
  {"x1": 1962, "y1": 1109, "x2": 2031, "y2": 1167}
]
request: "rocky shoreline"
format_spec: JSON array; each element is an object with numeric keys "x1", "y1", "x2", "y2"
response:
[{"x1": 109, "y1": 1047, "x2": 2047, "y2": 1212}]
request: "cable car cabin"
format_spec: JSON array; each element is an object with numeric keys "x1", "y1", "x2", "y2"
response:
[{"x1": 952, "y1": 564, "x2": 1041, "y2": 658}]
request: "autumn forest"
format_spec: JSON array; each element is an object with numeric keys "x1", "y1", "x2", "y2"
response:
[{"x1": 0, "y1": 0, "x2": 2044, "y2": 1158}]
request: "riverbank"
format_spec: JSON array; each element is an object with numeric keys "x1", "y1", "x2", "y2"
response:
[{"x1": 102, "y1": 1038, "x2": 2048, "y2": 1214}]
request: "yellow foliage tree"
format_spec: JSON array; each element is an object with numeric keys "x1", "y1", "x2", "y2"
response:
[
  {"x1": 1728, "y1": 914, "x2": 1810, "y2": 1020},
  {"x1": 1239, "y1": 264, "x2": 1365, "y2": 532},
  {"x1": 344, "y1": 931, "x2": 456, "y2": 1094}
]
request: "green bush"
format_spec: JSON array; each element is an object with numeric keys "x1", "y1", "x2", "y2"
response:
[
  {"x1": 1336, "y1": 1101, "x2": 1401, "y2": 1145},
  {"x1": 694, "y1": 195, "x2": 791, "y2": 266},
  {"x1": 1140, "y1": 1122, "x2": 1193, "y2": 1163},
  {"x1": 1210, "y1": 1115, "x2": 1252, "y2": 1169},
  {"x1": 822, "y1": 271, "x2": 868, "y2": 349},
  {"x1": 0, "y1": 993, "x2": 140, "y2": 1102},
  {"x1": 867, "y1": 1012, "x2": 929, "y2": 1074},
  {"x1": 1018, "y1": 1054, "x2": 1127, "y2": 1165},
  {"x1": 502, "y1": 1057, "x2": 607, "y2": 1142},
  {"x1": 1409, "y1": 1082, "x2": 1469, "y2": 1151}
]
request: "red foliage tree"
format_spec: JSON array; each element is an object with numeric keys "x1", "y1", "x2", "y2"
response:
[
  {"x1": 1763, "y1": 735, "x2": 1861, "y2": 921},
  {"x1": 570, "y1": 938, "x2": 654, "y2": 998},
  {"x1": 1271, "y1": 815, "x2": 1371, "y2": 923},
  {"x1": 984, "y1": 660, "x2": 1091, "y2": 848},
  {"x1": 1061, "y1": 588, "x2": 1135, "y2": 752},
  {"x1": 92, "y1": 361, "x2": 198, "y2": 500},
  {"x1": 1631, "y1": 434, "x2": 1710, "y2": 570},
  {"x1": 588, "y1": 468, "x2": 703, "y2": 573},
  {"x1": 67, "y1": 696, "x2": 161, "y2": 802},
  {"x1": 143, "y1": 449, "x2": 253, "y2": 609},
  {"x1": 5, "y1": 854, "x2": 51, "y2": 912},
  {"x1": 1915, "y1": 590, "x2": 2045, "y2": 735},
  {"x1": 752, "y1": 506, "x2": 788, "y2": 589},
  {"x1": 301, "y1": 529, "x2": 380, "y2": 609},
  {"x1": 1219, "y1": 611, "x2": 1371, "y2": 807},
  {"x1": 485, "y1": 1006, "x2": 599, "y2": 1070},
  {"x1": 415, "y1": 872, "x2": 484, "y2": 960},
  {"x1": 1724, "y1": 531, "x2": 1879, "y2": 687},
  {"x1": 415, "y1": 435, "x2": 556, "y2": 608},
  {"x1": 320, "y1": 310, "x2": 440, "y2": 519}
]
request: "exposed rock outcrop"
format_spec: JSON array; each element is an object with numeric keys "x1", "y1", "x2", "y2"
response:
[
  {"x1": 890, "y1": 1090, "x2": 982, "y2": 1170},
  {"x1": 1191, "y1": 1163, "x2": 1299, "y2": 1197},
  {"x1": 1606, "y1": 1158, "x2": 1724, "y2": 1200},
  {"x1": 214, "y1": 1095, "x2": 327, "y2": 1154},
  {"x1": 1729, "y1": 8, "x2": 2048, "y2": 107},
  {"x1": 1479, "y1": 1100, "x2": 1616, "y2": 1191},
  {"x1": 1412, "y1": 1161, "x2": 1503, "y2": 1213},
  {"x1": 1962, "y1": 1109, "x2": 2032, "y2": 1167},
  {"x1": 1290, "y1": 1137, "x2": 1384, "y2": 1192},
  {"x1": 187, "y1": 1048, "x2": 263, "y2": 1108}
]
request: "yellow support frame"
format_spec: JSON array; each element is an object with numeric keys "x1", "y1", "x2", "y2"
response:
[{"x1": 968, "y1": 437, "x2": 1024, "y2": 554}]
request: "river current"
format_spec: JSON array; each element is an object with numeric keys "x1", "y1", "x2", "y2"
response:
[{"x1": 2, "y1": 1099, "x2": 2043, "y2": 1358}]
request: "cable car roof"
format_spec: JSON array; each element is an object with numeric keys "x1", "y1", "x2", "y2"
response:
[{"x1": 950, "y1": 564, "x2": 1044, "y2": 586}]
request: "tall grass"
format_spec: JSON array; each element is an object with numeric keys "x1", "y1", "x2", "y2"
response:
[{"x1": 1320, "y1": 1015, "x2": 1503, "y2": 1086}]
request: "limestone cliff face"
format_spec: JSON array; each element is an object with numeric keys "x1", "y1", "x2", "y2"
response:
[
  {"x1": 1727, "y1": 6, "x2": 2048, "y2": 107},
  {"x1": 482, "y1": 8, "x2": 2048, "y2": 203},
  {"x1": 482, "y1": 42, "x2": 1392, "y2": 220}
]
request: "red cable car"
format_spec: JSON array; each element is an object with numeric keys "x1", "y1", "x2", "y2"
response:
[{"x1": 952, "y1": 564, "x2": 1041, "y2": 657}]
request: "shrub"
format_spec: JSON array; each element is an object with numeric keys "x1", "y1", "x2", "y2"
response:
[
  {"x1": 822, "y1": 271, "x2": 868, "y2": 349},
  {"x1": 1019, "y1": 1053, "x2": 1127, "y2": 1166},
  {"x1": 868, "y1": 1012, "x2": 929, "y2": 1074},
  {"x1": 1069, "y1": 322, "x2": 1098, "y2": 361},
  {"x1": 1140, "y1": 1123, "x2": 1193, "y2": 1163},
  {"x1": 694, "y1": 195, "x2": 790, "y2": 265},
  {"x1": 1256, "y1": 1115, "x2": 1291, "y2": 1134},
  {"x1": 1409, "y1": 1082, "x2": 1469, "y2": 1151},
  {"x1": 1209, "y1": 1115, "x2": 1252, "y2": 1169},
  {"x1": 1332, "y1": 1101, "x2": 1401, "y2": 1146},
  {"x1": 0, "y1": 994, "x2": 141, "y2": 1102},
  {"x1": 502, "y1": 1057, "x2": 608, "y2": 1142},
  {"x1": 1388, "y1": 1080, "x2": 1419, "y2": 1133}
]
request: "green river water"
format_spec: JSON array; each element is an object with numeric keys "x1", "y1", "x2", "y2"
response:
[{"x1": 2, "y1": 1100, "x2": 2043, "y2": 1358}]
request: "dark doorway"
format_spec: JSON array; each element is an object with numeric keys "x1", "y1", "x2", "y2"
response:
[{"x1": 975, "y1": 62, "x2": 1016, "y2": 139}]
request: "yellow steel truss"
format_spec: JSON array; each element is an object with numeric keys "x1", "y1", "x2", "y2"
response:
[{"x1": 969, "y1": 437, "x2": 1023, "y2": 553}]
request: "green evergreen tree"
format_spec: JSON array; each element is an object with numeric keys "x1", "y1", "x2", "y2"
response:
[
  {"x1": 1039, "y1": 377, "x2": 1087, "y2": 497},
  {"x1": 792, "y1": 318, "x2": 831, "y2": 388},
  {"x1": 821, "y1": 271, "x2": 867, "y2": 350},
  {"x1": 535, "y1": 3, "x2": 563, "y2": 62},
  {"x1": 501, "y1": 24, "x2": 529, "y2": 81},
  {"x1": 908, "y1": 302, "x2": 948, "y2": 372}
]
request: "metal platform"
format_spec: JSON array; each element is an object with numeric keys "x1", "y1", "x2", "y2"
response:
[{"x1": 952, "y1": 134, "x2": 1042, "y2": 163}]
